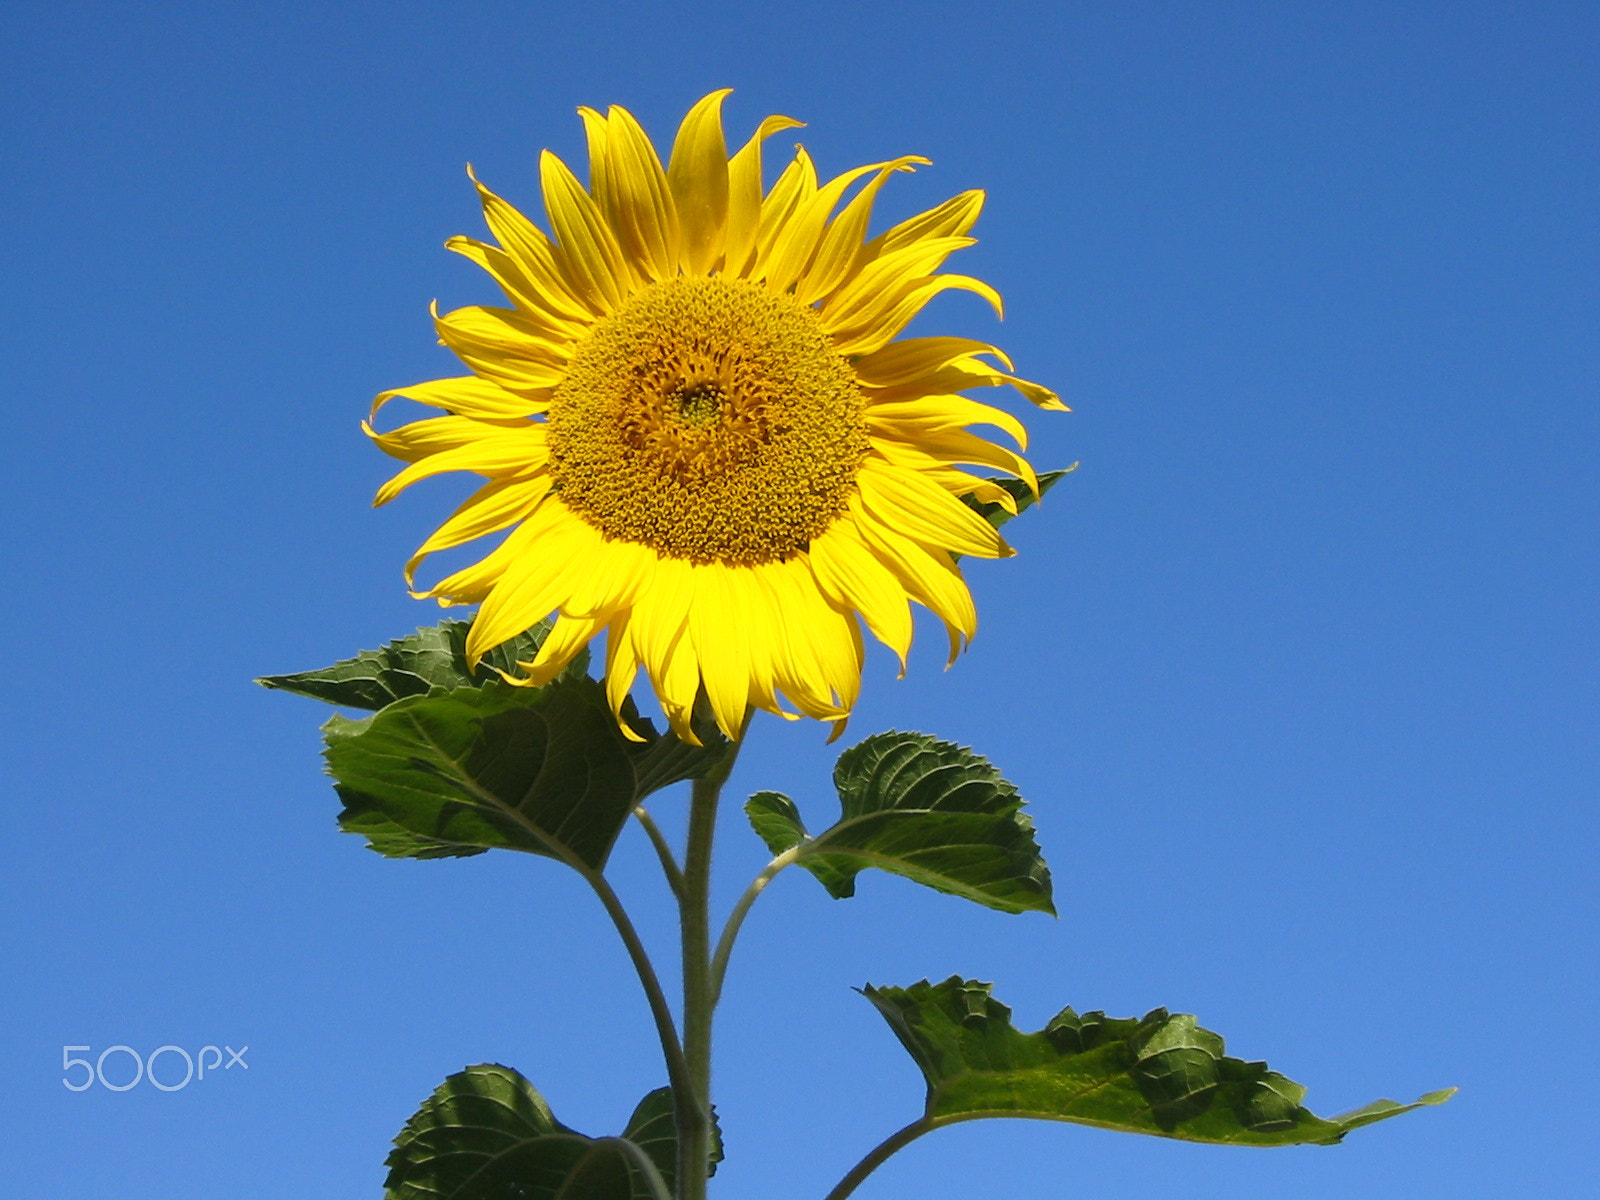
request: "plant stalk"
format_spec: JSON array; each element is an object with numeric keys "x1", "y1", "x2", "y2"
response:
[{"x1": 676, "y1": 725, "x2": 743, "y2": 1200}]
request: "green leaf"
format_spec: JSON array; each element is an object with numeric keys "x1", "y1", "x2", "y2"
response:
[
  {"x1": 620, "y1": 1087, "x2": 723, "y2": 1199},
  {"x1": 863, "y1": 977, "x2": 1454, "y2": 1147},
  {"x1": 268, "y1": 619, "x2": 729, "y2": 855},
  {"x1": 326, "y1": 674, "x2": 723, "y2": 866},
  {"x1": 385, "y1": 1064, "x2": 659, "y2": 1200},
  {"x1": 257, "y1": 617, "x2": 584, "y2": 710},
  {"x1": 959, "y1": 467, "x2": 1075, "y2": 533},
  {"x1": 745, "y1": 731, "x2": 1053, "y2": 915}
]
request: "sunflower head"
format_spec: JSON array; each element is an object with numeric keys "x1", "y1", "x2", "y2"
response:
[{"x1": 367, "y1": 90, "x2": 1066, "y2": 744}]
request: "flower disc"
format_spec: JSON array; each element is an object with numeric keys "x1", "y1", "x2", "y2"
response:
[{"x1": 547, "y1": 276, "x2": 867, "y2": 565}]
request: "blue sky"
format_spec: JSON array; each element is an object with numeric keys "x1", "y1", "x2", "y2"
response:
[{"x1": 1, "y1": 1, "x2": 1595, "y2": 1196}]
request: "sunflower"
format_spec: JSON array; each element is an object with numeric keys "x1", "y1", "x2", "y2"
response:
[{"x1": 368, "y1": 90, "x2": 1064, "y2": 744}]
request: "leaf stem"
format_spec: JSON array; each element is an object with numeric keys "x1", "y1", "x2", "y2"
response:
[
  {"x1": 577, "y1": 864, "x2": 693, "y2": 1109},
  {"x1": 821, "y1": 1117, "x2": 939, "y2": 1200},
  {"x1": 633, "y1": 805, "x2": 686, "y2": 899},
  {"x1": 708, "y1": 846, "x2": 800, "y2": 1005},
  {"x1": 676, "y1": 719, "x2": 745, "y2": 1200}
]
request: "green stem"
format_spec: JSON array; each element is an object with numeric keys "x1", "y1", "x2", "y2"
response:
[
  {"x1": 821, "y1": 1118, "x2": 939, "y2": 1200},
  {"x1": 676, "y1": 724, "x2": 744, "y2": 1200},
  {"x1": 578, "y1": 865, "x2": 694, "y2": 1107},
  {"x1": 634, "y1": 805, "x2": 686, "y2": 899},
  {"x1": 709, "y1": 846, "x2": 800, "y2": 1006}
]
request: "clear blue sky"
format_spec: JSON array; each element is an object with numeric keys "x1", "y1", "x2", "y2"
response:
[{"x1": 2, "y1": 2, "x2": 1595, "y2": 1197}]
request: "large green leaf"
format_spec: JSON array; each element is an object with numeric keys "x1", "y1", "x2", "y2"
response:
[
  {"x1": 385, "y1": 1064, "x2": 666, "y2": 1200},
  {"x1": 864, "y1": 977, "x2": 1453, "y2": 1146},
  {"x1": 257, "y1": 618, "x2": 583, "y2": 710},
  {"x1": 745, "y1": 732, "x2": 1053, "y2": 915},
  {"x1": 265, "y1": 618, "x2": 729, "y2": 860},
  {"x1": 325, "y1": 675, "x2": 725, "y2": 866},
  {"x1": 620, "y1": 1086, "x2": 722, "y2": 1199},
  {"x1": 959, "y1": 467, "x2": 1075, "y2": 534}
]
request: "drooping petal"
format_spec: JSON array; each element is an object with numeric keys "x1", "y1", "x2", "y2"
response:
[
  {"x1": 372, "y1": 426, "x2": 549, "y2": 506},
  {"x1": 869, "y1": 354, "x2": 1068, "y2": 411},
  {"x1": 504, "y1": 611, "x2": 608, "y2": 688},
  {"x1": 602, "y1": 612, "x2": 647, "y2": 741},
  {"x1": 853, "y1": 337, "x2": 1014, "y2": 387},
  {"x1": 466, "y1": 501, "x2": 599, "y2": 663},
  {"x1": 559, "y1": 534, "x2": 657, "y2": 619},
  {"x1": 807, "y1": 520, "x2": 915, "y2": 669},
  {"x1": 864, "y1": 393, "x2": 1029, "y2": 450},
  {"x1": 852, "y1": 501, "x2": 979, "y2": 663},
  {"x1": 371, "y1": 375, "x2": 549, "y2": 423},
  {"x1": 857, "y1": 458, "x2": 1013, "y2": 560},
  {"x1": 689, "y1": 564, "x2": 751, "y2": 740},
  {"x1": 762, "y1": 559, "x2": 857, "y2": 717},
  {"x1": 403, "y1": 474, "x2": 553, "y2": 585}
]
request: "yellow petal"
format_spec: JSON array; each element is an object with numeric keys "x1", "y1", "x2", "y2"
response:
[
  {"x1": 885, "y1": 431, "x2": 1036, "y2": 497},
  {"x1": 795, "y1": 156, "x2": 928, "y2": 305},
  {"x1": 758, "y1": 560, "x2": 853, "y2": 718},
  {"x1": 853, "y1": 337, "x2": 1014, "y2": 387},
  {"x1": 466, "y1": 502, "x2": 597, "y2": 663},
  {"x1": 725, "y1": 113, "x2": 804, "y2": 278},
  {"x1": 865, "y1": 443, "x2": 1010, "y2": 507},
  {"x1": 851, "y1": 500, "x2": 978, "y2": 661},
  {"x1": 820, "y1": 236, "x2": 976, "y2": 330},
  {"x1": 856, "y1": 459, "x2": 1012, "y2": 559},
  {"x1": 365, "y1": 414, "x2": 538, "y2": 464},
  {"x1": 865, "y1": 393, "x2": 1028, "y2": 450},
  {"x1": 468, "y1": 168, "x2": 594, "y2": 325},
  {"x1": 540, "y1": 149, "x2": 631, "y2": 313},
  {"x1": 506, "y1": 612, "x2": 606, "y2": 688},
  {"x1": 560, "y1": 535, "x2": 656, "y2": 619},
  {"x1": 444, "y1": 236, "x2": 589, "y2": 341},
  {"x1": 870, "y1": 355, "x2": 1068, "y2": 412},
  {"x1": 730, "y1": 567, "x2": 792, "y2": 719},
  {"x1": 433, "y1": 303, "x2": 571, "y2": 394},
  {"x1": 403, "y1": 474, "x2": 552, "y2": 586},
  {"x1": 763, "y1": 159, "x2": 917, "y2": 295},
  {"x1": 807, "y1": 521, "x2": 914, "y2": 669},
  {"x1": 828, "y1": 275, "x2": 1003, "y2": 358},
  {"x1": 666, "y1": 89, "x2": 731, "y2": 276},
  {"x1": 863, "y1": 189, "x2": 985, "y2": 259},
  {"x1": 421, "y1": 504, "x2": 548, "y2": 603},
  {"x1": 628, "y1": 556, "x2": 702, "y2": 743},
  {"x1": 604, "y1": 104, "x2": 680, "y2": 280},
  {"x1": 371, "y1": 375, "x2": 548, "y2": 423},
  {"x1": 372, "y1": 427, "x2": 549, "y2": 506},
  {"x1": 689, "y1": 564, "x2": 751, "y2": 741},
  {"x1": 751, "y1": 148, "x2": 817, "y2": 277},
  {"x1": 602, "y1": 612, "x2": 647, "y2": 740}
]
